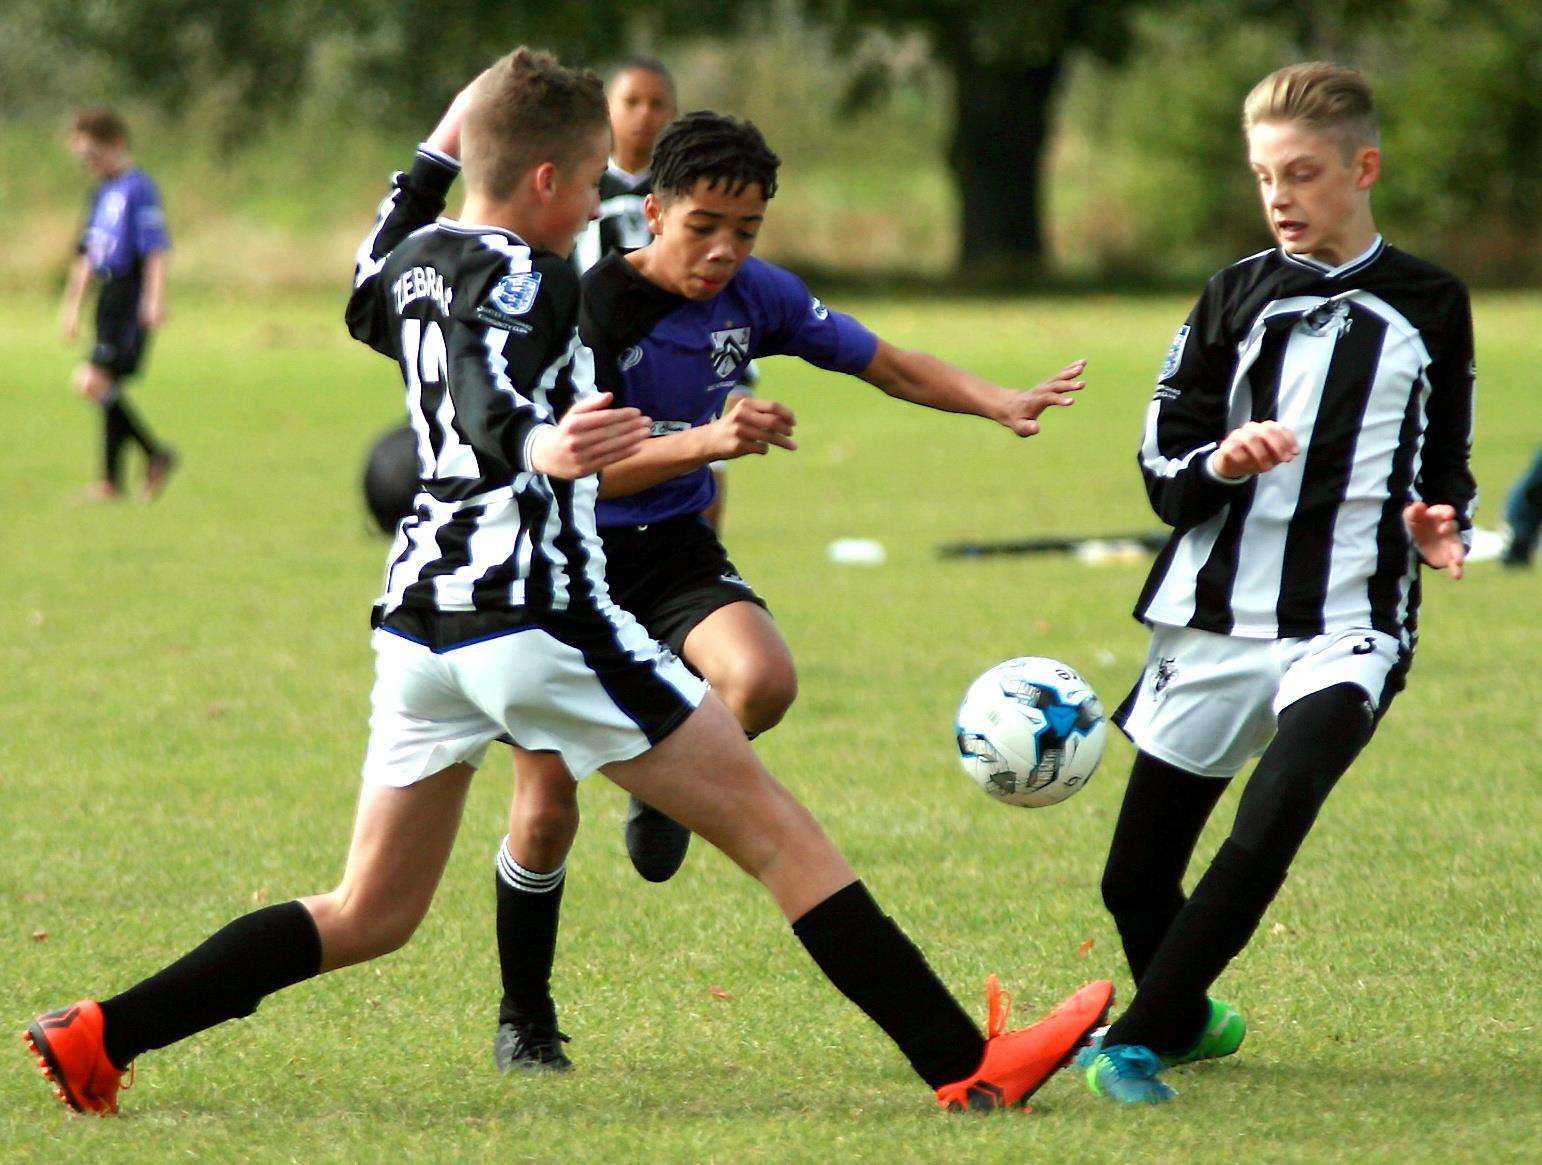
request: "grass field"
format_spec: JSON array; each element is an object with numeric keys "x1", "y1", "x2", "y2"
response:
[{"x1": 2, "y1": 288, "x2": 1538, "y2": 1162}]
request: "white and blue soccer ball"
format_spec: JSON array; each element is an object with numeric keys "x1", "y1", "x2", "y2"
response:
[{"x1": 955, "y1": 657, "x2": 1107, "y2": 807}]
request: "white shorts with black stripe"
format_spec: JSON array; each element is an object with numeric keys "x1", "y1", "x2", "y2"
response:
[
  {"x1": 363, "y1": 607, "x2": 707, "y2": 786},
  {"x1": 1114, "y1": 623, "x2": 1409, "y2": 779}
]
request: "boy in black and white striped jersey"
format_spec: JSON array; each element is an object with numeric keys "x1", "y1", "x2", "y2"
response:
[
  {"x1": 1087, "y1": 62, "x2": 1475, "y2": 1104},
  {"x1": 22, "y1": 49, "x2": 1113, "y2": 1119}
]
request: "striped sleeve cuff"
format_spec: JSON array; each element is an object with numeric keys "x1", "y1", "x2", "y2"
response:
[
  {"x1": 521, "y1": 423, "x2": 556, "y2": 474},
  {"x1": 409, "y1": 143, "x2": 461, "y2": 195},
  {"x1": 1201, "y1": 448, "x2": 1253, "y2": 485}
]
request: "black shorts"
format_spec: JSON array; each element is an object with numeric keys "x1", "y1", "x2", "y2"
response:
[
  {"x1": 601, "y1": 514, "x2": 768, "y2": 658},
  {"x1": 90, "y1": 276, "x2": 150, "y2": 379}
]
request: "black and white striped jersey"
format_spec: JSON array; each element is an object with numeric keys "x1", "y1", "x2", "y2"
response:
[
  {"x1": 1134, "y1": 237, "x2": 1476, "y2": 645},
  {"x1": 346, "y1": 146, "x2": 608, "y2": 621},
  {"x1": 570, "y1": 162, "x2": 653, "y2": 273}
]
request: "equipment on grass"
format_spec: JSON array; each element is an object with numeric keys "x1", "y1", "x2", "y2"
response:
[
  {"x1": 362, "y1": 424, "x2": 419, "y2": 535},
  {"x1": 939, "y1": 531, "x2": 1168, "y2": 561},
  {"x1": 956, "y1": 657, "x2": 1106, "y2": 807}
]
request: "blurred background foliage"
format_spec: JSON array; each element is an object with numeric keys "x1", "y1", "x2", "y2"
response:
[{"x1": 1, "y1": 0, "x2": 1535, "y2": 288}]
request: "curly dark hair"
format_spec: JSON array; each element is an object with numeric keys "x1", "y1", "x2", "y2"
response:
[{"x1": 650, "y1": 111, "x2": 780, "y2": 201}]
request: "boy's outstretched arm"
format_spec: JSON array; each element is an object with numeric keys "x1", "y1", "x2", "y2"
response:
[
  {"x1": 1405, "y1": 284, "x2": 1477, "y2": 580},
  {"x1": 856, "y1": 340, "x2": 1085, "y2": 436},
  {"x1": 345, "y1": 75, "x2": 486, "y2": 355}
]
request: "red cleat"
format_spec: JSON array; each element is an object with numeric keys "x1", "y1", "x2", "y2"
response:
[
  {"x1": 21, "y1": 1000, "x2": 128, "y2": 1115},
  {"x1": 936, "y1": 976, "x2": 1115, "y2": 1112}
]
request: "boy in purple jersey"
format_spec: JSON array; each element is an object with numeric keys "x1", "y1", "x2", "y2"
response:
[
  {"x1": 60, "y1": 109, "x2": 177, "y2": 501},
  {"x1": 490, "y1": 111, "x2": 1091, "y2": 1072}
]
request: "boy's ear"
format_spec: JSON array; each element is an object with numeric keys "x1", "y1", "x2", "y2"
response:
[
  {"x1": 1355, "y1": 146, "x2": 1381, "y2": 191},
  {"x1": 532, "y1": 161, "x2": 559, "y2": 203},
  {"x1": 643, "y1": 192, "x2": 666, "y2": 237}
]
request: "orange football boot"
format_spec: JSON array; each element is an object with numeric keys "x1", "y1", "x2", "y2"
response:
[
  {"x1": 935, "y1": 975, "x2": 1115, "y2": 1112},
  {"x1": 21, "y1": 1000, "x2": 129, "y2": 1115}
]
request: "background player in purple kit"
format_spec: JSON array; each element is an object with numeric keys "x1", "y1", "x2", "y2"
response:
[
  {"x1": 60, "y1": 108, "x2": 177, "y2": 501},
  {"x1": 491, "y1": 110, "x2": 1090, "y2": 1071}
]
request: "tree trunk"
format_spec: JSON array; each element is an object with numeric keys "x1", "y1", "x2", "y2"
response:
[{"x1": 944, "y1": 49, "x2": 1065, "y2": 281}]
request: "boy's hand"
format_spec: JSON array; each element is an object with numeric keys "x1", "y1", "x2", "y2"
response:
[
  {"x1": 706, "y1": 398, "x2": 797, "y2": 459},
  {"x1": 138, "y1": 299, "x2": 165, "y2": 329},
  {"x1": 1209, "y1": 420, "x2": 1299, "y2": 479},
  {"x1": 1404, "y1": 501, "x2": 1466, "y2": 579},
  {"x1": 997, "y1": 359, "x2": 1086, "y2": 436},
  {"x1": 426, "y1": 70, "x2": 491, "y2": 160},
  {"x1": 529, "y1": 392, "x2": 650, "y2": 479},
  {"x1": 60, "y1": 312, "x2": 79, "y2": 344}
]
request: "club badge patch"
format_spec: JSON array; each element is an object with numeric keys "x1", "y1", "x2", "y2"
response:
[
  {"x1": 619, "y1": 345, "x2": 644, "y2": 371},
  {"x1": 1159, "y1": 324, "x2": 1190, "y2": 383},
  {"x1": 709, "y1": 326, "x2": 751, "y2": 378},
  {"x1": 1299, "y1": 299, "x2": 1353, "y2": 338},
  {"x1": 810, "y1": 297, "x2": 830, "y2": 320},
  {"x1": 482, "y1": 272, "x2": 542, "y2": 322}
]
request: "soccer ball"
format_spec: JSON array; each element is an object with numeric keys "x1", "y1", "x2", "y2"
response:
[{"x1": 955, "y1": 657, "x2": 1107, "y2": 807}]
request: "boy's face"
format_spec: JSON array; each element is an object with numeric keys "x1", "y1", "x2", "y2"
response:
[
  {"x1": 608, "y1": 69, "x2": 676, "y2": 165},
  {"x1": 69, "y1": 133, "x2": 123, "y2": 179},
  {"x1": 1247, "y1": 120, "x2": 1379, "y2": 261},
  {"x1": 643, "y1": 179, "x2": 768, "y2": 300},
  {"x1": 530, "y1": 127, "x2": 611, "y2": 255}
]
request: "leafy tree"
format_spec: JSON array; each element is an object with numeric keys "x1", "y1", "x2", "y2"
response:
[{"x1": 812, "y1": 1, "x2": 1148, "y2": 278}]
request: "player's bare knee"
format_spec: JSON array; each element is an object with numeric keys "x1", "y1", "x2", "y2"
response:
[
  {"x1": 316, "y1": 888, "x2": 426, "y2": 960},
  {"x1": 722, "y1": 663, "x2": 798, "y2": 735},
  {"x1": 509, "y1": 800, "x2": 579, "y2": 866}
]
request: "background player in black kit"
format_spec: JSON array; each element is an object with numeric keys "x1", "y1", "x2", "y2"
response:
[
  {"x1": 21, "y1": 48, "x2": 1113, "y2": 1120},
  {"x1": 60, "y1": 108, "x2": 177, "y2": 501},
  {"x1": 571, "y1": 57, "x2": 676, "y2": 272},
  {"x1": 1081, "y1": 62, "x2": 1475, "y2": 1105},
  {"x1": 491, "y1": 111, "x2": 1090, "y2": 1073}
]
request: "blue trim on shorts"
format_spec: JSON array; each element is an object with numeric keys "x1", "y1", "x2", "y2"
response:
[{"x1": 378, "y1": 623, "x2": 537, "y2": 654}]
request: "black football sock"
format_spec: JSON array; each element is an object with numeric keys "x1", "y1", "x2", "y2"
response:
[
  {"x1": 494, "y1": 838, "x2": 566, "y2": 1029},
  {"x1": 102, "y1": 400, "x2": 130, "y2": 489},
  {"x1": 1104, "y1": 684, "x2": 1377, "y2": 1054},
  {"x1": 99, "y1": 900, "x2": 322, "y2": 1070},
  {"x1": 1100, "y1": 753, "x2": 1230, "y2": 984},
  {"x1": 792, "y1": 881, "x2": 984, "y2": 1089}
]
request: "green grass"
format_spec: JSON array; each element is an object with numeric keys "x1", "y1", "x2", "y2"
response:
[{"x1": 2, "y1": 289, "x2": 1538, "y2": 1162}]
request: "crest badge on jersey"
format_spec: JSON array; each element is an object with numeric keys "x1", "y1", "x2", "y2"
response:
[
  {"x1": 810, "y1": 297, "x2": 830, "y2": 320},
  {"x1": 709, "y1": 326, "x2": 752, "y2": 378},
  {"x1": 488, "y1": 272, "x2": 542, "y2": 316},
  {"x1": 1300, "y1": 299, "x2": 1353, "y2": 338},
  {"x1": 1159, "y1": 324, "x2": 1190, "y2": 383},
  {"x1": 620, "y1": 345, "x2": 644, "y2": 371}
]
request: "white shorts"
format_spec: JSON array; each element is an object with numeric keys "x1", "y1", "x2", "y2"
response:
[
  {"x1": 1114, "y1": 623, "x2": 1410, "y2": 779},
  {"x1": 363, "y1": 609, "x2": 707, "y2": 787}
]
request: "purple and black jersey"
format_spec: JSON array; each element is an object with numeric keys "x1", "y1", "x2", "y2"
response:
[
  {"x1": 79, "y1": 169, "x2": 170, "y2": 282},
  {"x1": 581, "y1": 254, "x2": 878, "y2": 527}
]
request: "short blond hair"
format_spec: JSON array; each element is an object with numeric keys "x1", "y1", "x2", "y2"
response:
[
  {"x1": 461, "y1": 48, "x2": 608, "y2": 200},
  {"x1": 1243, "y1": 62, "x2": 1379, "y2": 158}
]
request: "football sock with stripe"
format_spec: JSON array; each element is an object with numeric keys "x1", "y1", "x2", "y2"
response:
[
  {"x1": 792, "y1": 881, "x2": 985, "y2": 1089},
  {"x1": 1100, "y1": 752, "x2": 1231, "y2": 984},
  {"x1": 1104, "y1": 684, "x2": 1376, "y2": 1054},
  {"x1": 495, "y1": 838, "x2": 566, "y2": 1029},
  {"x1": 98, "y1": 900, "x2": 322, "y2": 1070}
]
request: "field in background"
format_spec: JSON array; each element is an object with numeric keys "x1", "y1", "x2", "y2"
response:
[{"x1": 1, "y1": 290, "x2": 1537, "y2": 1162}]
